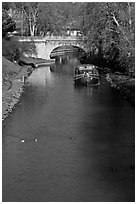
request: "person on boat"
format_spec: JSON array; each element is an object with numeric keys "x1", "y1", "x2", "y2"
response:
[{"x1": 75, "y1": 68, "x2": 80, "y2": 75}]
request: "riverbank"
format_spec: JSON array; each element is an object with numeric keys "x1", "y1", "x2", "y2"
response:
[
  {"x1": 19, "y1": 56, "x2": 55, "y2": 67},
  {"x1": 106, "y1": 73, "x2": 135, "y2": 106},
  {"x1": 2, "y1": 56, "x2": 55, "y2": 121}
]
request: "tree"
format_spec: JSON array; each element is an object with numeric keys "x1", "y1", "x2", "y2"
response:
[
  {"x1": 2, "y1": 9, "x2": 16, "y2": 37},
  {"x1": 37, "y1": 2, "x2": 77, "y2": 36},
  {"x1": 13, "y1": 2, "x2": 39, "y2": 36},
  {"x1": 80, "y1": 2, "x2": 135, "y2": 73}
]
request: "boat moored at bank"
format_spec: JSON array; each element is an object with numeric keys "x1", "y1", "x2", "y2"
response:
[{"x1": 74, "y1": 64, "x2": 100, "y2": 86}]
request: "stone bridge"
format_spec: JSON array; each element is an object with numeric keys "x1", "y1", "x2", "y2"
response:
[{"x1": 18, "y1": 36, "x2": 85, "y2": 60}]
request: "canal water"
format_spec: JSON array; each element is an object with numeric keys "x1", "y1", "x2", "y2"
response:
[{"x1": 2, "y1": 60, "x2": 135, "y2": 202}]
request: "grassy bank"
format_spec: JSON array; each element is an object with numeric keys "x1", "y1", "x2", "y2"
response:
[
  {"x1": 2, "y1": 57, "x2": 33, "y2": 120},
  {"x1": 106, "y1": 73, "x2": 135, "y2": 106},
  {"x1": 2, "y1": 56, "x2": 55, "y2": 120}
]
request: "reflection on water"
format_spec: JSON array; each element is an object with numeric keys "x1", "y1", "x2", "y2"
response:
[
  {"x1": 29, "y1": 67, "x2": 55, "y2": 87},
  {"x1": 50, "y1": 57, "x2": 79, "y2": 75},
  {"x1": 3, "y1": 58, "x2": 135, "y2": 202}
]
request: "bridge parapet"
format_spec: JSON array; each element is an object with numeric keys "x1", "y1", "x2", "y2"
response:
[{"x1": 17, "y1": 36, "x2": 83, "y2": 43}]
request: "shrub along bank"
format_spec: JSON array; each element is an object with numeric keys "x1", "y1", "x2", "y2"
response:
[{"x1": 106, "y1": 73, "x2": 135, "y2": 106}]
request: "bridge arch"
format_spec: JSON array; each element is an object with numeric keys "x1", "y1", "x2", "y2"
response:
[
  {"x1": 18, "y1": 36, "x2": 85, "y2": 59},
  {"x1": 50, "y1": 45, "x2": 86, "y2": 60}
]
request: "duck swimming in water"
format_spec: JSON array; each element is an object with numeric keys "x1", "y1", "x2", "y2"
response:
[{"x1": 21, "y1": 139, "x2": 25, "y2": 143}]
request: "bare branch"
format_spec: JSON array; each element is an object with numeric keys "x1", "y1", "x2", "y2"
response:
[
  {"x1": 128, "y1": 2, "x2": 132, "y2": 25},
  {"x1": 112, "y1": 12, "x2": 130, "y2": 44}
]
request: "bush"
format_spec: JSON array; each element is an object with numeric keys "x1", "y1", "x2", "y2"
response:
[
  {"x1": 2, "y1": 37, "x2": 36, "y2": 62},
  {"x1": 2, "y1": 9, "x2": 16, "y2": 37}
]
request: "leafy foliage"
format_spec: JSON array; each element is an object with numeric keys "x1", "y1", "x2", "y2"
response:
[
  {"x1": 2, "y1": 2, "x2": 82, "y2": 36},
  {"x1": 2, "y1": 37, "x2": 36, "y2": 62},
  {"x1": 80, "y1": 2, "x2": 135, "y2": 74},
  {"x1": 2, "y1": 9, "x2": 16, "y2": 37}
]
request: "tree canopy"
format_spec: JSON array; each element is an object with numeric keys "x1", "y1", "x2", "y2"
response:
[
  {"x1": 2, "y1": 2, "x2": 81, "y2": 36},
  {"x1": 80, "y1": 2, "x2": 135, "y2": 73}
]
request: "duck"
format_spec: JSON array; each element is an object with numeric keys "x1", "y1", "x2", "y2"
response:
[{"x1": 21, "y1": 139, "x2": 25, "y2": 143}]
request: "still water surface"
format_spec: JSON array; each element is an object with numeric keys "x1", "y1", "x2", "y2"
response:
[{"x1": 3, "y1": 61, "x2": 135, "y2": 202}]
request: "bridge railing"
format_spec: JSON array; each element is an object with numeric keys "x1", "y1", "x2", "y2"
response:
[{"x1": 16, "y1": 36, "x2": 84, "y2": 42}]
